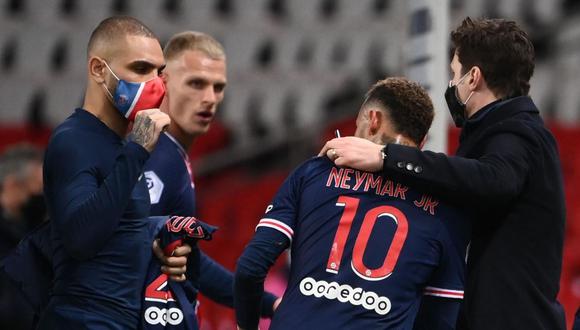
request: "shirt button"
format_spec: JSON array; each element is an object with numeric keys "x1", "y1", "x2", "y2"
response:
[
  {"x1": 397, "y1": 161, "x2": 405, "y2": 169},
  {"x1": 414, "y1": 166, "x2": 423, "y2": 173},
  {"x1": 406, "y1": 163, "x2": 414, "y2": 171}
]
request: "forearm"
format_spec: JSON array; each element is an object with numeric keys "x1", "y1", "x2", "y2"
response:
[
  {"x1": 234, "y1": 269, "x2": 264, "y2": 330},
  {"x1": 53, "y1": 142, "x2": 149, "y2": 259},
  {"x1": 234, "y1": 229, "x2": 288, "y2": 329},
  {"x1": 413, "y1": 296, "x2": 461, "y2": 330},
  {"x1": 199, "y1": 252, "x2": 278, "y2": 317},
  {"x1": 383, "y1": 140, "x2": 531, "y2": 205}
]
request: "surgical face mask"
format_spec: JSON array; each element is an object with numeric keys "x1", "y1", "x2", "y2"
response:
[
  {"x1": 102, "y1": 61, "x2": 166, "y2": 121},
  {"x1": 444, "y1": 70, "x2": 474, "y2": 128}
]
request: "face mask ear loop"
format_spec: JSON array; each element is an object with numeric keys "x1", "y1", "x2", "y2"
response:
[
  {"x1": 101, "y1": 83, "x2": 115, "y2": 100},
  {"x1": 451, "y1": 69, "x2": 472, "y2": 89},
  {"x1": 454, "y1": 69, "x2": 474, "y2": 103},
  {"x1": 102, "y1": 60, "x2": 120, "y2": 81},
  {"x1": 463, "y1": 91, "x2": 475, "y2": 106},
  {"x1": 100, "y1": 60, "x2": 119, "y2": 101},
  {"x1": 457, "y1": 69, "x2": 471, "y2": 85}
]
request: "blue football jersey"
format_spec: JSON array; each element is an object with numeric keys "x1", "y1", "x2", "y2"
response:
[
  {"x1": 144, "y1": 132, "x2": 196, "y2": 216},
  {"x1": 141, "y1": 216, "x2": 216, "y2": 330},
  {"x1": 257, "y1": 157, "x2": 469, "y2": 329}
]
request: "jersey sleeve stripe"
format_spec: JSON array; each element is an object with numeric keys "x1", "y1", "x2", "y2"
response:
[
  {"x1": 259, "y1": 218, "x2": 294, "y2": 235},
  {"x1": 256, "y1": 219, "x2": 293, "y2": 242},
  {"x1": 423, "y1": 286, "x2": 464, "y2": 299}
]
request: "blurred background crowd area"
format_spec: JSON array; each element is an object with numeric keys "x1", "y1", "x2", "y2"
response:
[{"x1": 1, "y1": 0, "x2": 580, "y2": 329}]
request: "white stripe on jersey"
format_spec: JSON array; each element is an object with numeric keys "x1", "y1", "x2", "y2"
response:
[
  {"x1": 423, "y1": 286, "x2": 464, "y2": 299},
  {"x1": 256, "y1": 218, "x2": 294, "y2": 242}
]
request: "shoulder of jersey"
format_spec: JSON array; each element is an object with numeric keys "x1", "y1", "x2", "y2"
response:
[{"x1": 299, "y1": 156, "x2": 334, "y2": 173}]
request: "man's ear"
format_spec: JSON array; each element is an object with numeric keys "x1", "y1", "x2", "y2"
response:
[
  {"x1": 368, "y1": 109, "x2": 383, "y2": 136},
  {"x1": 88, "y1": 57, "x2": 107, "y2": 84},
  {"x1": 468, "y1": 66, "x2": 483, "y2": 91}
]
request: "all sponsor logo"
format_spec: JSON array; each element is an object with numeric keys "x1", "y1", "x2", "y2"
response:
[
  {"x1": 299, "y1": 277, "x2": 391, "y2": 315},
  {"x1": 144, "y1": 306, "x2": 184, "y2": 326}
]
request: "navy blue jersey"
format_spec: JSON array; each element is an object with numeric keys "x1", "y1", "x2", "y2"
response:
[
  {"x1": 251, "y1": 157, "x2": 469, "y2": 329},
  {"x1": 144, "y1": 132, "x2": 277, "y2": 318},
  {"x1": 145, "y1": 133, "x2": 196, "y2": 216},
  {"x1": 41, "y1": 108, "x2": 153, "y2": 328},
  {"x1": 141, "y1": 216, "x2": 216, "y2": 330}
]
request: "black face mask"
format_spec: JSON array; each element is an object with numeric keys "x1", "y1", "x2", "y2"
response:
[
  {"x1": 445, "y1": 84, "x2": 467, "y2": 127},
  {"x1": 20, "y1": 193, "x2": 47, "y2": 228},
  {"x1": 444, "y1": 71, "x2": 474, "y2": 128}
]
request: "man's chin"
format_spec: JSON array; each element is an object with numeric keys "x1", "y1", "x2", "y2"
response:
[{"x1": 188, "y1": 125, "x2": 210, "y2": 137}]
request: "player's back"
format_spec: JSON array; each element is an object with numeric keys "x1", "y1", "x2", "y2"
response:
[{"x1": 265, "y1": 157, "x2": 468, "y2": 329}]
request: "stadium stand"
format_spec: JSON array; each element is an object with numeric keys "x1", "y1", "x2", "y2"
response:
[{"x1": 1, "y1": 0, "x2": 579, "y2": 328}]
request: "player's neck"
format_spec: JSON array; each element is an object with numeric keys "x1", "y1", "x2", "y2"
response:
[
  {"x1": 83, "y1": 81, "x2": 129, "y2": 137},
  {"x1": 372, "y1": 134, "x2": 417, "y2": 148},
  {"x1": 82, "y1": 98, "x2": 128, "y2": 137},
  {"x1": 167, "y1": 124, "x2": 196, "y2": 151}
]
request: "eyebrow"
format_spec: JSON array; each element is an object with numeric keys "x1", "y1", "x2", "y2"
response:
[
  {"x1": 186, "y1": 75, "x2": 227, "y2": 85},
  {"x1": 128, "y1": 60, "x2": 165, "y2": 72}
]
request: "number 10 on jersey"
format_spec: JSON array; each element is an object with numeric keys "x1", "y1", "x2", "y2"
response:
[{"x1": 326, "y1": 196, "x2": 409, "y2": 281}]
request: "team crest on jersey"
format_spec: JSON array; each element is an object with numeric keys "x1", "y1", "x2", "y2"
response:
[{"x1": 145, "y1": 171, "x2": 164, "y2": 204}]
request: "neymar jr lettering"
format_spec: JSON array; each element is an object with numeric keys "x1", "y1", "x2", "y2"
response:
[{"x1": 325, "y1": 167, "x2": 439, "y2": 216}]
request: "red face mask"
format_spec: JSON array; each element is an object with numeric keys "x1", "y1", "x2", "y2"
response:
[{"x1": 103, "y1": 61, "x2": 166, "y2": 121}]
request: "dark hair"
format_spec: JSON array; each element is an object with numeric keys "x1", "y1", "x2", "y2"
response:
[
  {"x1": 451, "y1": 17, "x2": 535, "y2": 98},
  {"x1": 87, "y1": 16, "x2": 156, "y2": 57},
  {"x1": 363, "y1": 77, "x2": 434, "y2": 145}
]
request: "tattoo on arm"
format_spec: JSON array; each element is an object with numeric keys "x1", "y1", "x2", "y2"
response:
[{"x1": 130, "y1": 116, "x2": 154, "y2": 148}]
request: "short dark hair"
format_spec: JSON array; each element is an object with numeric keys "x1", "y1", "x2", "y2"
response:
[
  {"x1": 87, "y1": 16, "x2": 156, "y2": 57},
  {"x1": 362, "y1": 77, "x2": 434, "y2": 146},
  {"x1": 451, "y1": 17, "x2": 535, "y2": 98}
]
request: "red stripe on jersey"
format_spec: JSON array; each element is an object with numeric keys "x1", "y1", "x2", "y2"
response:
[
  {"x1": 257, "y1": 218, "x2": 293, "y2": 241},
  {"x1": 424, "y1": 286, "x2": 464, "y2": 299}
]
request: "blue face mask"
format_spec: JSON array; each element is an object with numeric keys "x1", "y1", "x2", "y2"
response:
[{"x1": 102, "y1": 61, "x2": 166, "y2": 121}]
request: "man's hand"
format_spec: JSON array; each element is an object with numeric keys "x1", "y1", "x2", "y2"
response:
[
  {"x1": 318, "y1": 137, "x2": 384, "y2": 172},
  {"x1": 130, "y1": 109, "x2": 170, "y2": 152},
  {"x1": 152, "y1": 239, "x2": 191, "y2": 282}
]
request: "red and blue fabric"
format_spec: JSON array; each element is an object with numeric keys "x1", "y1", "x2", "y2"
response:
[{"x1": 113, "y1": 76, "x2": 165, "y2": 121}]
